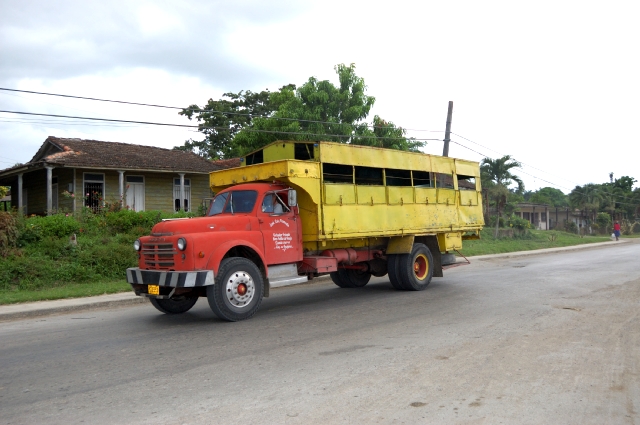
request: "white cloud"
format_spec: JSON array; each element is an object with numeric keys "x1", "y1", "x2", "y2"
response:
[{"x1": 1, "y1": 0, "x2": 639, "y2": 192}]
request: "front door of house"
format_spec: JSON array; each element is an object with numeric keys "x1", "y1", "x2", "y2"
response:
[{"x1": 126, "y1": 176, "x2": 145, "y2": 211}]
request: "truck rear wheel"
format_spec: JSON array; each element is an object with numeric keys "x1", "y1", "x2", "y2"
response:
[
  {"x1": 396, "y1": 243, "x2": 434, "y2": 291},
  {"x1": 207, "y1": 257, "x2": 264, "y2": 322},
  {"x1": 330, "y1": 270, "x2": 351, "y2": 288},
  {"x1": 149, "y1": 297, "x2": 198, "y2": 314},
  {"x1": 386, "y1": 255, "x2": 404, "y2": 290},
  {"x1": 330, "y1": 268, "x2": 371, "y2": 288}
]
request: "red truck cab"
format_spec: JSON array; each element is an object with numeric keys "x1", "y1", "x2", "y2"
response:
[{"x1": 127, "y1": 182, "x2": 302, "y2": 321}]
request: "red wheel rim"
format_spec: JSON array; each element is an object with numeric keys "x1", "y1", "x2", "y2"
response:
[{"x1": 413, "y1": 254, "x2": 428, "y2": 280}]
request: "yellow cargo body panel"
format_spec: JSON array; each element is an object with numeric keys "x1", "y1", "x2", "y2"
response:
[{"x1": 210, "y1": 141, "x2": 484, "y2": 251}]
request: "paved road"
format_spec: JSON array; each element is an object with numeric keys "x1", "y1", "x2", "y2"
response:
[{"x1": 1, "y1": 241, "x2": 638, "y2": 424}]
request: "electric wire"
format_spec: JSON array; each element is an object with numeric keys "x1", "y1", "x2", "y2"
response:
[
  {"x1": 0, "y1": 87, "x2": 443, "y2": 132},
  {"x1": 1, "y1": 89, "x2": 637, "y2": 211}
]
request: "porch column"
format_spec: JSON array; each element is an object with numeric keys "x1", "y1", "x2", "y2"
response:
[
  {"x1": 545, "y1": 206, "x2": 549, "y2": 230},
  {"x1": 46, "y1": 165, "x2": 53, "y2": 215},
  {"x1": 17, "y1": 173, "x2": 23, "y2": 214},
  {"x1": 179, "y1": 173, "x2": 185, "y2": 211},
  {"x1": 118, "y1": 171, "x2": 125, "y2": 208}
]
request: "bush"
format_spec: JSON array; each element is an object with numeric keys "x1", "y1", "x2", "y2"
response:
[
  {"x1": 104, "y1": 210, "x2": 162, "y2": 233},
  {"x1": 24, "y1": 213, "x2": 81, "y2": 238},
  {"x1": 633, "y1": 222, "x2": 640, "y2": 234},
  {"x1": 0, "y1": 211, "x2": 19, "y2": 257},
  {"x1": 1, "y1": 209, "x2": 198, "y2": 290},
  {"x1": 565, "y1": 220, "x2": 578, "y2": 234},
  {"x1": 595, "y1": 212, "x2": 611, "y2": 234},
  {"x1": 507, "y1": 215, "x2": 532, "y2": 230}
]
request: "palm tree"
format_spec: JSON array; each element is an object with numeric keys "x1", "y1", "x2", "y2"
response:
[
  {"x1": 481, "y1": 155, "x2": 524, "y2": 237},
  {"x1": 569, "y1": 184, "x2": 602, "y2": 228}
]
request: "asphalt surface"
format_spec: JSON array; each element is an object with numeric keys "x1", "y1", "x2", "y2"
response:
[{"x1": 0, "y1": 239, "x2": 637, "y2": 425}]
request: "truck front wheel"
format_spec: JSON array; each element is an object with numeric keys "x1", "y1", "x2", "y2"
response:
[
  {"x1": 396, "y1": 243, "x2": 434, "y2": 291},
  {"x1": 207, "y1": 257, "x2": 264, "y2": 322},
  {"x1": 149, "y1": 297, "x2": 198, "y2": 314}
]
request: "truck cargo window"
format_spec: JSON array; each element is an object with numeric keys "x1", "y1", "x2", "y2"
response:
[
  {"x1": 355, "y1": 166, "x2": 383, "y2": 185},
  {"x1": 457, "y1": 175, "x2": 476, "y2": 190},
  {"x1": 386, "y1": 169, "x2": 412, "y2": 187},
  {"x1": 323, "y1": 163, "x2": 353, "y2": 183},
  {"x1": 245, "y1": 150, "x2": 264, "y2": 165},
  {"x1": 412, "y1": 171, "x2": 433, "y2": 187},
  {"x1": 436, "y1": 173, "x2": 455, "y2": 189},
  {"x1": 294, "y1": 143, "x2": 314, "y2": 160}
]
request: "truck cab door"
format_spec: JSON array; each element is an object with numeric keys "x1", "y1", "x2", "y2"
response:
[{"x1": 258, "y1": 193, "x2": 302, "y2": 265}]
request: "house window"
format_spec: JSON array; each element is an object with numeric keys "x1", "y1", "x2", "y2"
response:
[
  {"x1": 173, "y1": 178, "x2": 191, "y2": 211},
  {"x1": 126, "y1": 175, "x2": 145, "y2": 212},
  {"x1": 83, "y1": 173, "x2": 104, "y2": 213}
]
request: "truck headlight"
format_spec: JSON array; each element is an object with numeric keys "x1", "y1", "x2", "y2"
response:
[
  {"x1": 177, "y1": 238, "x2": 187, "y2": 251},
  {"x1": 133, "y1": 240, "x2": 141, "y2": 251}
]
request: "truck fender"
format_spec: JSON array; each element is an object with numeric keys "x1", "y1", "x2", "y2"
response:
[{"x1": 206, "y1": 239, "x2": 267, "y2": 278}]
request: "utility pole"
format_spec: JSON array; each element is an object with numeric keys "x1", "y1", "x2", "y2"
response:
[{"x1": 442, "y1": 101, "x2": 453, "y2": 157}]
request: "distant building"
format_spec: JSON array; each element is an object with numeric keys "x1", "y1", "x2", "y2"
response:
[{"x1": 0, "y1": 136, "x2": 233, "y2": 215}]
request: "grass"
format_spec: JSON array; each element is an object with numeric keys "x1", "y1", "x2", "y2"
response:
[
  {"x1": 460, "y1": 229, "x2": 612, "y2": 257},
  {"x1": 0, "y1": 280, "x2": 131, "y2": 305}
]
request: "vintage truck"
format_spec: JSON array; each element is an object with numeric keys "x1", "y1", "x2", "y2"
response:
[{"x1": 127, "y1": 140, "x2": 484, "y2": 321}]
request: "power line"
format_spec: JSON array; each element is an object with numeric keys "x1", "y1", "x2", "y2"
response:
[
  {"x1": 0, "y1": 87, "x2": 183, "y2": 110},
  {"x1": 452, "y1": 132, "x2": 580, "y2": 187},
  {"x1": 0, "y1": 110, "x2": 443, "y2": 143},
  {"x1": 450, "y1": 138, "x2": 638, "y2": 208},
  {"x1": 0, "y1": 110, "x2": 198, "y2": 128},
  {"x1": 0, "y1": 87, "x2": 444, "y2": 132}
]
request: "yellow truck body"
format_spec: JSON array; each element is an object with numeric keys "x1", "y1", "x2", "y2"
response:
[{"x1": 210, "y1": 140, "x2": 484, "y2": 254}]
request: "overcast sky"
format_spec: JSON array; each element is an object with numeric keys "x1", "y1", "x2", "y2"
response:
[{"x1": 1, "y1": 0, "x2": 638, "y2": 192}]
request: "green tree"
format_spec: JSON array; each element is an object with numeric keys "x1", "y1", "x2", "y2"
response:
[
  {"x1": 569, "y1": 184, "x2": 602, "y2": 223},
  {"x1": 176, "y1": 88, "x2": 282, "y2": 159},
  {"x1": 529, "y1": 187, "x2": 568, "y2": 208},
  {"x1": 178, "y1": 64, "x2": 423, "y2": 158},
  {"x1": 0, "y1": 186, "x2": 9, "y2": 198},
  {"x1": 480, "y1": 155, "x2": 524, "y2": 237},
  {"x1": 613, "y1": 176, "x2": 637, "y2": 192}
]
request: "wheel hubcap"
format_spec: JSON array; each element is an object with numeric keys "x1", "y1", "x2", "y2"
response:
[
  {"x1": 413, "y1": 254, "x2": 428, "y2": 280},
  {"x1": 226, "y1": 271, "x2": 255, "y2": 308}
]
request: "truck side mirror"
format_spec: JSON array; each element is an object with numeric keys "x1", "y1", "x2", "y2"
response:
[{"x1": 288, "y1": 189, "x2": 297, "y2": 207}]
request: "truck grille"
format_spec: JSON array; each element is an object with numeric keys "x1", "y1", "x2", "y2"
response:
[{"x1": 142, "y1": 243, "x2": 176, "y2": 269}]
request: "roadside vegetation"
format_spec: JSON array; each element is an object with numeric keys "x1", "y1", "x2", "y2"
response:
[
  {"x1": 460, "y1": 227, "x2": 612, "y2": 257},
  {"x1": 0, "y1": 208, "x2": 197, "y2": 304},
  {"x1": 1, "y1": 207, "x2": 635, "y2": 305}
]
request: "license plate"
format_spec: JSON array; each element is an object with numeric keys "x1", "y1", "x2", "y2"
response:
[{"x1": 148, "y1": 284, "x2": 160, "y2": 295}]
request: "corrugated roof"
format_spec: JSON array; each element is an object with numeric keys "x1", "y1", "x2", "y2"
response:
[{"x1": 24, "y1": 136, "x2": 223, "y2": 173}]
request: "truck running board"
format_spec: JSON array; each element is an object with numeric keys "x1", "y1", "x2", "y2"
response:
[{"x1": 268, "y1": 263, "x2": 308, "y2": 288}]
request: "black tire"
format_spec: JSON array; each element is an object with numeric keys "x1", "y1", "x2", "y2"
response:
[
  {"x1": 396, "y1": 243, "x2": 434, "y2": 291},
  {"x1": 330, "y1": 268, "x2": 371, "y2": 288},
  {"x1": 330, "y1": 270, "x2": 351, "y2": 288},
  {"x1": 207, "y1": 257, "x2": 264, "y2": 322},
  {"x1": 345, "y1": 268, "x2": 371, "y2": 287},
  {"x1": 149, "y1": 297, "x2": 198, "y2": 314},
  {"x1": 387, "y1": 255, "x2": 404, "y2": 290}
]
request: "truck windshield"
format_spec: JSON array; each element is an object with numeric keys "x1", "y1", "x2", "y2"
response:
[{"x1": 208, "y1": 190, "x2": 258, "y2": 216}]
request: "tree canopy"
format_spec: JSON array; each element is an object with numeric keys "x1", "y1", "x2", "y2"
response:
[
  {"x1": 480, "y1": 155, "x2": 523, "y2": 236},
  {"x1": 529, "y1": 187, "x2": 568, "y2": 208},
  {"x1": 175, "y1": 64, "x2": 423, "y2": 159}
]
